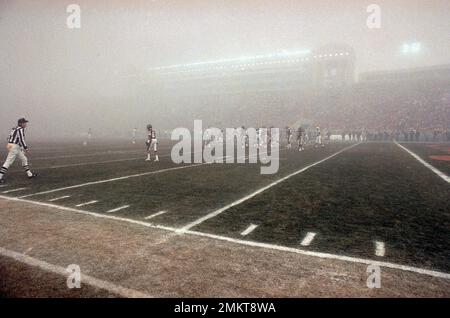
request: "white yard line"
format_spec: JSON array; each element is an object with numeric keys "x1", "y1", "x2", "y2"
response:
[
  {"x1": 240, "y1": 224, "x2": 258, "y2": 236},
  {"x1": 395, "y1": 141, "x2": 450, "y2": 184},
  {"x1": 0, "y1": 194, "x2": 449, "y2": 280},
  {"x1": 18, "y1": 163, "x2": 205, "y2": 199},
  {"x1": 42, "y1": 150, "x2": 193, "y2": 170},
  {"x1": 43, "y1": 153, "x2": 199, "y2": 170},
  {"x1": 107, "y1": 205, "x2": 130, "y2": 213},
  {"x1": 300, "y1": 232, "x2": 317, "y2": 247},
  {"x1": 32, "y1": 146, "x2": 173, "y2": 161},
  {"x1": 2, "y1": 187, "x2": 28, "y2": 194},
  {"x1": 32, "y1": 151, "x2": 142, "y2": 160},
  {"x1": 184, "y1": 229, "x2": 450, "y2": 280},
  {"x1": 179, "y1": 143, "x2": 361, "y2": 232},
  {"x1": 0, "y1": 246, "x2": 151, "y2": 298},
  {"x1": 48, "y1": 195, "x2": 71, "y2": 202},
  {"x1": 375, "y1": 241, "x2": 385, "y2": 257},
  {"x1": 18, "y1": 149, "x2": 282, "y2": 199},
  {"x1": 0, "y1": 194, "x2": 179, "y2": 233},
  {"x1": 75, "y1": 200, "x2": 98, "y2": 207},
  {"x1": 144, "y1": 210, "x2": 167, "y2": 220},
  {"x1": 46, "y1": 157, "x2": 143, "y2": 169}
]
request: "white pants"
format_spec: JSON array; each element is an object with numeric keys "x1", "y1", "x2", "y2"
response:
[
  {"x1": 147, "y1": 139, "x2": 158, "y2": 152},
  {"x1": 315, "y1": 136, "x2": 322, "y2": 144},
  {"x1": 2, "y1": 144, "x2": 28, "y2": 169}
]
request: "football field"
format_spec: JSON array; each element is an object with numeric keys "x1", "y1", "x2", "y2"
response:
[{"x1": 0, "y1": 139, "x2": 449, "y2": 297}]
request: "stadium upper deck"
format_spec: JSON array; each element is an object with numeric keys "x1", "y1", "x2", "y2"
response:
[{"x1": 140, "y1": 43, "x2": 356, "y2": 96}]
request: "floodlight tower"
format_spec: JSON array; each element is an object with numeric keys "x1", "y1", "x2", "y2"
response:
[{"x1": 401, "y1": 42, "x2": 423, "y2": 69}]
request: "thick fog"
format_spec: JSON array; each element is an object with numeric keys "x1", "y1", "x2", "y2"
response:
[{"x1": 0, "y1": 0, "x2": 449, "y2": 140}]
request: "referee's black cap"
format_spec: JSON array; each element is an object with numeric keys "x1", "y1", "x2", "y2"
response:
[{"x1": 18, "y1": 118, "x2": 29, "y2": 125}]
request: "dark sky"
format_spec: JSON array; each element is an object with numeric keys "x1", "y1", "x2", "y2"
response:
[{"x1": 1, "y1": 0, "x2": 449, "y2": 137}]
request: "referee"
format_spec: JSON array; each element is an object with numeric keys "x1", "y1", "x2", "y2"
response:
[{"x1": 0, "y1": 118, "x2": 38, "y2": 184}]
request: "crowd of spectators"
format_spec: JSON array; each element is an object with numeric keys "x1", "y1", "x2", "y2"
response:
[{"x1": 168, "y1": 75, "x2": 450, "y2": 143}]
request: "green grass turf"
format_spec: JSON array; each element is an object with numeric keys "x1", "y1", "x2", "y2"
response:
[
  {"x1": 0, "y1": 140, "x2": 189, "y2": 195},
  {"x1": 22, "y1": 143, "x2": 349, "y2": 227},
  {"x1": 194, "y1": 142, "x2": 450, "y2": 272},
  {"x1": 1, "y1": 140, "x2": 449, "y2": 273}
]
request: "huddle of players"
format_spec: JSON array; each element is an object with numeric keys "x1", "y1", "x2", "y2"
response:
[
  {"x1": 0, "y1": 119, "x2": 323, "y2": 185},
  {"x1": 286, "y1": 126, "x2": 324, "y2": 151},
  {"x1": 203, "y1": 126, "x2": 277, "y2": 149},
  {"x1": 202, "y1": 125, "x2": 323, "y2": 151},
  {"x1": 92, "y1": 123, "x2": 323, "y2": 165}
]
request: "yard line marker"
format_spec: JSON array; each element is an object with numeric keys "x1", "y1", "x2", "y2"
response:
[
  {"x1": 375, "y1": 241, "x2": 385, "y2": 257},
  {"x1": 23, "y1": 247, "x2": 33, "y2": 255},
  {"x1": 48, "y1": 195, "x2": 71, "y2": 202},
  {"x1": 395, "y1": 141, "x2": 450, "y2": 184},
  {"x1": 300, "y1": 232, "x2": 317, "y2": 247},
  {"x1": 179, "y1": 143, "x2": 361, "y2": 232},
  {"x1": 0, "y1": 194, "x2": 449, "y2": 280},
  {"x1": 75, "y1": 200, "x2": 98, "y2": 207},
  {"x1": 145, "y1": 210, "x2": 167, "y2": 220},
  {"x1": 1, "y1": 187, "x2": 27, "y2": 194},
  {"x1": 0, "y1": 246, "x2": 151, "y2": 298},
  {"x1": 185, "y1": 229, "x2": 450, "y2": 280},
  {"x1": 240, "y1": 224, "x2": 258, "y2": 236},
  {"x1": 107, "y1": 205, "x2": 130, "y2": 213}
]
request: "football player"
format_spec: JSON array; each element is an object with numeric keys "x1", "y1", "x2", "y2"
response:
[
  {"x1": 315, "y1": 126, "x2": 324, "y2": 148},
  {"x1": 286, "y1": 126, "x2": 292, "y2": 149},
  {"x1": 297, "y1": 126, "x2": 305, "y2": 151},
  {"x1": 146, "y1": 124, "x2": 159, "y2": 162},
  {"x1": 240, "y1": 126, "x2": 247, "y2": 149},
  {"x1": 132, "y1": 127, "x2": 137, "y2": 144}
]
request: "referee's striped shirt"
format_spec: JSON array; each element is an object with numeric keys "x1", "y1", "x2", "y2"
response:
[{"x1": 7, "y1": 126, "x2": 28, "y2": 150}]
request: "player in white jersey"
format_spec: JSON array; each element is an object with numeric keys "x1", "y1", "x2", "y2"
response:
[
  {"x1": 258, "y1": 127, "x2": 265, "y2": 147},
  {"x1": 315, "y1": 126, "x2": 324, "y2": 148},
  {"x1": 204, "y1": 127, "x2": 212, "y2": 148},
  {"x1": 241, "y1": 126, "x2": 248, "y2": 149},
  {"x1": 132, "y1": 127, "x2": 137, "y2": 144},
  {"x1": 145, "y1": 124, "x2": 159, "y2": 162},
  {"x1": 217, "y1": 129, "x2": 224, "y2": 144},
  {"x1": 87, "y1": 128, "x2": 92, "y2": 144}
]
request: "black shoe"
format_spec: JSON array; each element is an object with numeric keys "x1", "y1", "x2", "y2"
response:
[{"x1": 28, "y1": 173, "x2": 38, "y2": 179}]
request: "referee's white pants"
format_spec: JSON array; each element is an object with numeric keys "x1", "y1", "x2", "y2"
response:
[{"x1": 2, "y1": 144, "x2": 29, "y2": 169}]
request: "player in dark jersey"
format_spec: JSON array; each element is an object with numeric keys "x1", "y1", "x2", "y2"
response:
[
  {"x1": 146, "y1": 124, "x2": 159, "y2": 162},
  {"x1": 286, "y1": 126, "x2": 292, "y2": 149}
]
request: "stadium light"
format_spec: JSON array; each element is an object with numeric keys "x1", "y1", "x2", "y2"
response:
[
  {"x1": 147, "y1": 49, "x2": 312, "y2": 71},
  {"x1": 402, "y1": 42, "x2": 422, "y2": 54}
]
